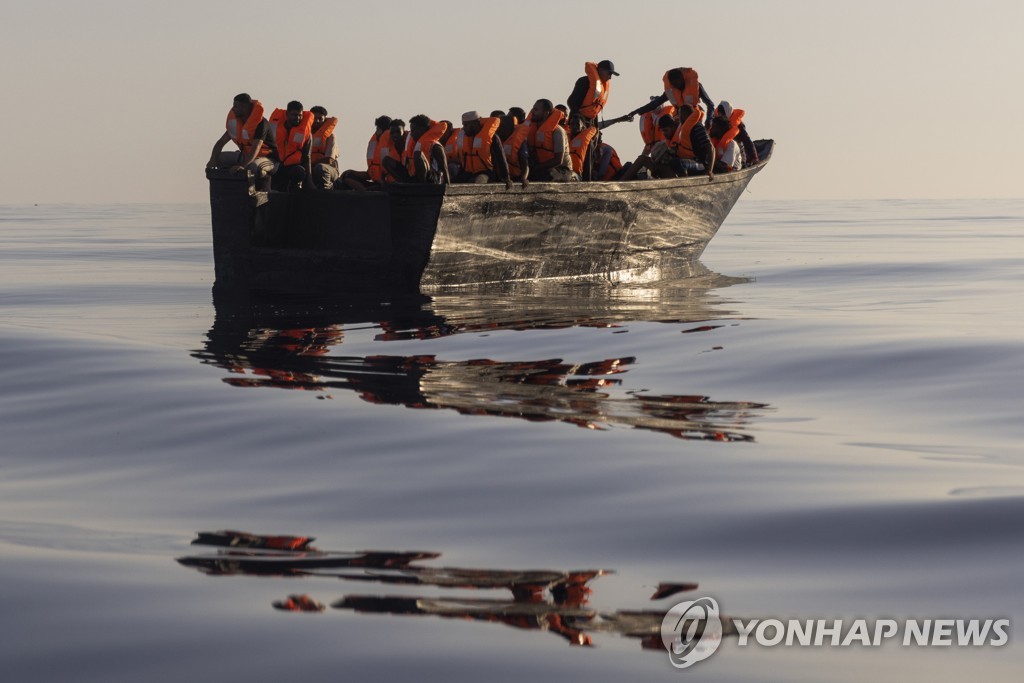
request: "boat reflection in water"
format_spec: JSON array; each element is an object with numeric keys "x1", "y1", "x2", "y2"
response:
[
  {"x1": 193, "y1": 262, "x2": 768, "y2": 441},
  {"x1": 178, "y1": 531, "x2": 737, "y2": 650}
]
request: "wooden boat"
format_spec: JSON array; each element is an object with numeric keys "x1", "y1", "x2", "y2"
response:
[{"x1": 207, "y1": 140, "x2": 773, "y2": 292}]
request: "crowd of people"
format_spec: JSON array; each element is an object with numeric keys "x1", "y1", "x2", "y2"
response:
[{"x1": 206, "y1": 62, "x2": 759, "y2": 192}]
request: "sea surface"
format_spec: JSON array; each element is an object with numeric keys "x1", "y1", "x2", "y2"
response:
[{"x1": 1, "y1": 198, "x2": 1022, "y2": 681}]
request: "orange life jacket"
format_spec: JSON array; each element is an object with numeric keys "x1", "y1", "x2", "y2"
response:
[
  {"x1": 366, "y1": 131, "x2": 386, "y2": 181},
  {"x1": 445, "y1": 127, "x2": 461, "y2": 162},
  {"x1": 600, "y1": 143, "x2": 622, "y2": 181},
  {"x1": 639, "y1": 103, "x2": 677, "y2": 147},
  {"x1": 503, "y1": 122, "x2": 531, "y2": 178},
  {"x1": 226, "y1": 100, "x2": 272, "y2": 158},
  {"x1": 578, "y1": 61, "x2": 610, "y2": 120},
  {"x1": 663, "y1": 68, "x2": 701, "y2": 108},
  {"x1": 269, "y1": 109, "x2": 314, "y2": 166},
  {"x1": 376, "y1": 130, "x2": 404, "y2": 183},
  {"x1": 457, "y1": 117, "x2": 501, "y2": 174},
  {"x1": 527, "y1": 110, "x2": 565, "y2": 164},
  {"x1": 668, "y1": 107, "x2": 704, "y2": 160},
  {"x1": 569, "y1": 126, "x2": 598, "y2": 174},
  {"x1": 310, "y1": 117, "x2": 338, "y2": 165},
  {"x1": 710, "y1": 108, "x2": 745, "y2": 157},
  {"x1": 403, "y1": 120, "x2": 449, "y2": 176}
]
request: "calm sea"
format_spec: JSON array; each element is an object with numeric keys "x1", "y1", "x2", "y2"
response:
[{"x1": 1, "y1": 199, "x2": 1022, "y2": 681}]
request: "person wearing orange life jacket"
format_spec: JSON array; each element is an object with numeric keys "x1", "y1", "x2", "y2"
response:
[
  {"x1": 565, "y1": 60, "x2": 632, "y2": 129},
  {"x1": 441, "y1": 124, "x2": 462, "y2": 178},
  {"x1": 708, "y1": 102, "x2": 742, "y2": 173},
  {"x1": 500, "y1": 118, "x2": 531, "y2": 185},
  {"x1": 339, "y1": 115, "x2": 392, "y2": 191},
  {"x1": 382, "y1": 115, "x2": 450, "y2": 184},
  {"x1": 626, "y1": 67, "x2": 716, "y2": 131},
  {"x1": 620, "y1": 105, "x2": 714, "y2": 182},
  {"x1": 638, "y1": 98, "x2": 677, "y2": 154},
  {"x1": 308, "y1": 106, "x2": 339, "y2": 190},
  {"x1": 596, "y1": 142, "x2": 629, "y2": 181},
  {"x1": 376, "y1": 119, "x2": 407, "y2": 184},
  {"x1": 566, "y1": 61, "x2": 634, "y2": 180},
  {"x1": 207, "y1": 93, "x2": 279, "y2": 191},
  {"x1": 268, "y1": 101, "x2": 314, "y2": 191},
  {"x1": 453, "y1": 111, "x2": 512, "y2": 189},
  {"x1": 709, "y1": 100, "x2": 759, "y2": 170},
  {"x1": 520, "y1": 99, "x2": 574, "y2": 186},
  {"x1": 568, "y1": 115, "x2": 598, "y2": 179}
]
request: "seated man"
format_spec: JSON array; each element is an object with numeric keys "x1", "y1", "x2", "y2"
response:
[
  {"x1": 621, "y1": 105, "x2": 714, "y2": 181},
  {"x1": 500, "y1": 115, "x2": 531, "y2": 187},
  {"x1": 709, "y1": 110, "x2": 742, "y2": 173},
  {"x1": 207, "y1": 93, "x2": 279, "y2": 191},
  {"x1": 520, "y1": 99, "x2": 574, "y2": 185},
  {"x1": 268, "y1": 101, "x2": 314, "y2": 191},
  {"x1": 453, "y1": 111, "x2": 511, "y2": 188},
  {"x1": 339, "y1": 115, "x2": 391, "y2": 191},
  {"x1": 711, "y1": 101, "x2": 759, "y2": 169},
  {"x1": 383, "y1": 115, "x2": 450, "y2": 184},
  {"x1": 309, "y1": 106, "x2": 339, "y2": 190},
  {"x1": 379, "y1": 119, "x2": 407, "y2": 183},
  {"x1": 596, "y1": 141, "x2": 629, "y2": 181}
]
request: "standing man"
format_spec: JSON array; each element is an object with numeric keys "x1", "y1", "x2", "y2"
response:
[
  {"x1": 566, "y1": 61, "x2": 632, "y2": 179},
  {"x1": 309, "y1": 106, "x2": 339, "y2": 190},
  {"x1": 626, "y1": 67, "x2": 716, "y2": 130},
  {"x1": 207, "y1": 93, "x2": 278, "y2": 191},
  {"x1": 269, "y1": 101, "x2": 314, "y2": 191}
]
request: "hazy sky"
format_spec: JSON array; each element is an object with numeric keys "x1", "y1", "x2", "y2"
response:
[{"x1": 3, "y1": 0, "x2": 1022, "y2": 203}]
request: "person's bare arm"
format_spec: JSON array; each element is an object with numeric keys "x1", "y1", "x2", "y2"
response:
[
  {"x1": 324, "y1": 135, "x2": 339, "y2": 169},
  {"x1": 430, "y1": 143, "x2": 450, "y2": 185},
  {"x1": 208, "y1": 132, "x2": 231, "y2": 168},
  {"x1": 490, "y1": 136, "x2": 512, "y2": 189},
  {"x1": 518, "y1": 146, "x2": 530, "y2": 188},
  {"x1": 234, "y1": 139, "x2": 263, "y2": 173}
]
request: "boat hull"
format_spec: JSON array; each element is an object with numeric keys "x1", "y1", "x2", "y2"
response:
[{"x1": 207, "y1": 141, "x2": 772, "y2": 292}]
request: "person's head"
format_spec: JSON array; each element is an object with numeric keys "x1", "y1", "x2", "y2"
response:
[
  {"x1": 568, "y1": 114, "x2": 584, "y2": 135},
  {"x1": 657, "y1": 113, "x2": 679, "y2": 137},
  {"x1": 489, "y1": 109, "x2": 506, "y2": 118},
  {"x1": 374, "y1": 115, "x2": 393, "y2": 134},
  {"x1": 286, "y1": 100, "x2": 303, "y2": 126},
  {"x1": 439, "y1": 121, "x2": 455, "y2": 145},
  {"x1": 677, "y1": 104, "x2": 695, "y2": 120},
  {"x1": 596, "y1": 59, "x2": 619, "y2": 81},
  {"x1": 389, "y1": 119, "x2": 406, "y2": 140},
  {"x1": 461, "y1": 111, "x2": 482, "y2": 136},
  {"x1": 709, "y1": 117, "x2": 730, "y2": 138},
  {"x1": 530, "y1": 99, "x2": 553, "y2": 123},
  {"x1": 555, "y1": 104, "x2": 568, "y2": 117},
  {"x1": 666, "y1": 68, "x2": 685, "y2": 89},
  {"x1": 715, "y1": 101, "x2": 733, "y2": 120},
  {"x1": 310, "y1": 105, "x2": 328, "y2": 128},
  {"x1": 508, "y1": 107, "x2": 527, "y2": 124},
  {"x1": 409, "y1": 114, "x2": 431, "y2": 139},
  {"x1": 232, "y1": 93, "x2": 253, "y2": 119}
]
